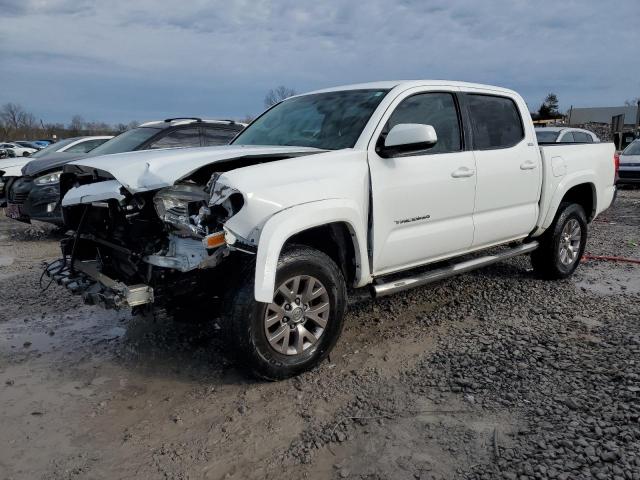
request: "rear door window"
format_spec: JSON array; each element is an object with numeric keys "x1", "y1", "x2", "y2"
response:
[
  {"x1": 148, "y1": 128, "x2": 201, "y2": 149},
  {"x1": 560, "y1": 132, "x2": 575, "y2": 143},
  {"x1": 572, "y1": 132, "x2": 590, "y2": 143},
  {"x1": 466, "y1": 94, "x2": 524, "y2": 149},
  {"x1": 202, "y1": 125, "x2": 242, "y2": 146}
]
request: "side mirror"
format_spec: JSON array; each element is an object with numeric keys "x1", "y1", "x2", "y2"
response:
[{"x1": 379, "y1": 123, "x2": 438, "y2": 157}]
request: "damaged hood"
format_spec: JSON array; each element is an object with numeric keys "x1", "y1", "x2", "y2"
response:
[{"x1": 66, "y1": 145, "x2": 324, "y2": 193}]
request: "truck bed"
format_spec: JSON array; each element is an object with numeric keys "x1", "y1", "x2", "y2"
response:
[{"x1": 535, "y1": 142, "x2": 616, "y2": 234}]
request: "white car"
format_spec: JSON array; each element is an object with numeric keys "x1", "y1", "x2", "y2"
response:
[
  {"x1": 27, "y1": 136, "x2": 114, "y2": 159},
  {"x1": 49, "y1": 80, "x2": 616, "y2": 379},
  {"x1": 535, "y1": 127, "x2": 600, "y2": 143},
  {"x1": 0, "y1": 142, "x2": 37, "y2": 157},
  {"x1": 0, "y1": 136, "x2": 112, "y2": 207},
  {"x1": 0, "y1": 157, "x2": 31, "y2": 205}
]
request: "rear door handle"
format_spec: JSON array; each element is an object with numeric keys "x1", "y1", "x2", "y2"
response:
[
  {"x1": 451, "y1": 167, "x2": 475, "y2": 178},
  {"x1": 520, "y1": 161, "x2": 537, "y2": 170}
]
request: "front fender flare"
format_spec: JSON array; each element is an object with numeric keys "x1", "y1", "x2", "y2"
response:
[{"x1": 250, "y1": 199, "x2": 370, "y2": 303}]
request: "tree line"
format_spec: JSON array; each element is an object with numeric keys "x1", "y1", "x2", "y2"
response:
[
  {"x1": 0, "y1": 103, "x2": 138, "y2": 141},
  {"x1": 1, "y1": 86, "x2": 299, "y2": 142}
]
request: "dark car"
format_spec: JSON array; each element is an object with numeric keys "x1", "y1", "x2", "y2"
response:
[
  {"x1": 617, "y1": 140, "x2": 640, "y2": 185},
  {"x1": 14, "y1": 141, "x2": 44, "y2": 150},
  {"x1": 5, "y1": 118, "x2": 244, "y2": 226}
]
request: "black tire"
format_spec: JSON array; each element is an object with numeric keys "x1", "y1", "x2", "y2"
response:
[
  {"x1": 531, "y1": 202, "x2": 587, "y2": 279},
  {"x1": 222, "y1": 245, "x2": 347, "y2": 380}
]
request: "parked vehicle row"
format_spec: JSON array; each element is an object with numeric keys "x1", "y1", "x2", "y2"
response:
[
  {"x1": 38, "y1": 81, "x2": 616, "y2": 380},
  {"x1": 1, "y1": 119, "x2": 244, "y2": 224},
  {"x1": 14, "y1": 141, "x2": 46, "y2": 151},
  {"x1": 0, "y1": 142, "x2": 38, "y2": 157}
]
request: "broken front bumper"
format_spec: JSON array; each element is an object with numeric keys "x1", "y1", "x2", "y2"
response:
[{"x1": 45, "y1": 260, "x2": 154, "y2": 309}]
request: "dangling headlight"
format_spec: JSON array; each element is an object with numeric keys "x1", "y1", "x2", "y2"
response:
[{"x1": 153, "y1": 184, "x2": 208, "y2": 237}]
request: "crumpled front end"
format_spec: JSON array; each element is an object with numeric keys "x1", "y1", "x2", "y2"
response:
[{"x1": 47, "y1": 166, "x2": 250, "y2": 310}]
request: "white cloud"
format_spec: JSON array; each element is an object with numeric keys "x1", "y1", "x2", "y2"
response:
[{"x1": 0, "y1": 0, "x2": 638, "y2": 122}]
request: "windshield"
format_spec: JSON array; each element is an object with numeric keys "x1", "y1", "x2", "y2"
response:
[
  {"x1": 87, "y1": 127, "x2": 160, "y2": 156},
  {"x1": 30, "y1": 138, "x2": 76, "y2": 158},
  {"x1": 622, "y1": 141, "x2": 640, "y2": 155},
  {"x1": 535, "y1": 130, "x2": 560, "y2": 143},
  {"x1": 233, "y1": 89, "x2": 389, "y2": 150}
]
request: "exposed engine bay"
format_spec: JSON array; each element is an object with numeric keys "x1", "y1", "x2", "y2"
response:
[{"x1": 47, "y1": 152, "x2": 317, "y2": 309}]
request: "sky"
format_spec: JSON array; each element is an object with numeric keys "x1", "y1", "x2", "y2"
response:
[{"x1": 0, "y1": 0, "x2": 638, "y2": 125}]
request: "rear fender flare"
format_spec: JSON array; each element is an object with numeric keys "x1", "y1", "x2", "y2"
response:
[{"x1": 540, "y1": 172, "x2": 596, "y2": 230}]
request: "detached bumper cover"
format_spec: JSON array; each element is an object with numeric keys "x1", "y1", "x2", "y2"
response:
[{"x1": 46, "y1": 259, "x2": 154, "y2": 309}]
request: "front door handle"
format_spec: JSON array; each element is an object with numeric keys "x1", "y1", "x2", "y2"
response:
[
  {"x1": 520, "y1": 161, "x2": 537, "y2": 170},
  {"x1": 451, "y1": 167, "x2": 475, "y2": 178}
]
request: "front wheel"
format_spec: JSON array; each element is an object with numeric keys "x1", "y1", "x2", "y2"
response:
[
  {"x1": 222, "y1": 245, "x2": 347, "y2": 380},
  {"x1": 531, "y1": 202, "x2": 587, "y2": 279}
]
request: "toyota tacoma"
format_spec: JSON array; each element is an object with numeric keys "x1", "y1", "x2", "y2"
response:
[{"x1": 46, "y1": 81, "x2": 616, "y2": 379}]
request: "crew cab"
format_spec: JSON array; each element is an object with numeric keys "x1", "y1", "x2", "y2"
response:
[{"x1": 47, "y1": 81, "x2": 616, "y2": 379}]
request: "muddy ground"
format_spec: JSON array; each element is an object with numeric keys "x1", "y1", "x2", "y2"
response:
[{"x1": 1, "y1": 190, "x2": 639, "y2": 480}]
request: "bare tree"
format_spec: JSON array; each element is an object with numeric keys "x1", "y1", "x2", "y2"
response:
[
  {"x1": 264, "y1": 86, "x2": 297, "y2": 108},
  {"x1": 624, "y1": 97, "x2": 640, "y2": 106},
  {"x1": 21, "y1": 113, "x2": 38, "y2": 136},
  {"x1": 0, "y1": 103, "x2": 29, "y2": 133},
  {"x1": 69, "y1": 115, "x2": 85, "y2": 134}
]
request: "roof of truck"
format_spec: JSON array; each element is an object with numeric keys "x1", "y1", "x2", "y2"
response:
[{"x1": 305, "y1": 80, "x2": 518, "y2": 96}]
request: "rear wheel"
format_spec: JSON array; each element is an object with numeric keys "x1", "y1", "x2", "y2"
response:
[
  {"x1": 222, "y1": 245, "x2": 347, "y2": 380},
  {"x1": 531, "y1": 202, "x2": 587, "y2": 279}
]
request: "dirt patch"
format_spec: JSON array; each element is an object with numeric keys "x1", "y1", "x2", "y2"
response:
[{"x1": 0, "y1": 190, "x2": 639, "y2": 479}]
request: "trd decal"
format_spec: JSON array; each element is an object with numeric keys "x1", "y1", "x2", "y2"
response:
[{"x1": 394, "y1": 215, "x2": 431, "y2": 225}]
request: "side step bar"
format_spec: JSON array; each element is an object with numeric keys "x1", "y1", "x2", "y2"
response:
[{"x1": 372, "y1": 241, "x2": 539, "y2": 298}]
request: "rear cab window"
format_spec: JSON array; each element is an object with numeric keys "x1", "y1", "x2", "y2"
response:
[{"x1": 466, "y1": 94, "x2": 524, "y2": 149}]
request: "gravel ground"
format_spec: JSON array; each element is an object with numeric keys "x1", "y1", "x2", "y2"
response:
[{"x1": 0, "y1": 190, "x2": 638, "y2": 480}]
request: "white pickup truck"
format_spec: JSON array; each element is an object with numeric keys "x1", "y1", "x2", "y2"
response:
[{"x1": 48, "y1": 81, "x2": 616, "y2": 379}]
